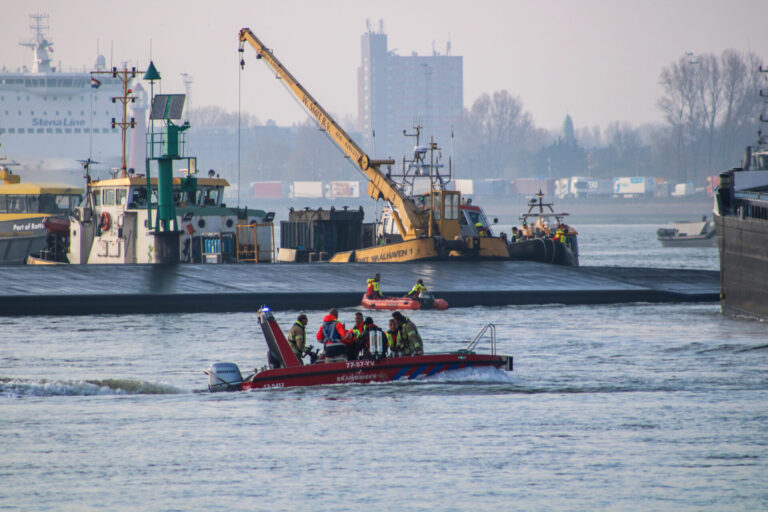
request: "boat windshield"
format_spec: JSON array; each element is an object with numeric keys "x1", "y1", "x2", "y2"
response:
[{"x1": 0, "y1": 193, "x2": 82, "y2": 214}]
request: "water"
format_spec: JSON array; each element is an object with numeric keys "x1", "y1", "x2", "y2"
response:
[{"x1": 4, "y1": 225, "x2": 766, "y2": 511}]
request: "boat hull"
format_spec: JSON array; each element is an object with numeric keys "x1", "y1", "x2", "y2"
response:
[
  {"x1": 507, "y1": 238, "x2": 578, "y2": 266},
  {"x1": 714, "y1": 212, "x2": 768, "y2": 319},
  {"x1": 0, "y1": 215, "x2": 48, "y2": 265},
  {"x1": 361, "y1": 294, "x2": 449, "y2": 310},
  {"x1": 241, "y1": 352, "x2": 512, "y2": 390}
]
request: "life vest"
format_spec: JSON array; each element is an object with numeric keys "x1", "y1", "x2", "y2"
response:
[
  {"x1": 409, "y1": 283, "x2": 427, "y2": 297},
  {"x1": 322, "y1": 320, "x2": 342, "y2": 343},
  {"x1": 367, "y1": 278, "x2": 381, "y2": 293}
]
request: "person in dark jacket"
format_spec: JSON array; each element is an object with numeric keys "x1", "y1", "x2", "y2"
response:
[
  {"x1": 392, "y1": 311, "x2": 424, "y2": 355},
  {"x1": 288, "y1": 313, "x2": 309, "y2": 364},
  {"x1": 356, "y1": 316, "x2": 386, "y2": 358}
]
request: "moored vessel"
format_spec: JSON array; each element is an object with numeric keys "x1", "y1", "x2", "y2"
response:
[
  {"x1": 34, "y1": 64, "x2": 275, "y2": 265},
  {"x1": 714, "y1": 129, "x2": 768, "y2": 319},
  {"x1": 206, "y1": 307, "x2": 511, "y2": 391},
  {"x1": 509, "y1": 190, "x2": 579, "y2": 266},
  {"x1": 0, "y1": 160, "x2": 82, "y2": 264},
  {"x1": 656, "y1": 216, "x2": 717, "y2": 247}
]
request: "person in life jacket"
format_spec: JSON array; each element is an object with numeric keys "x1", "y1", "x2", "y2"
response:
[
  {"x1": 366, "y1": 273, "x2": 384, "y2": 299},
  {"x1": 350, "y1": 312, "x2": 365, "y2": 340},
  {"x1": 385, "y1": 318, "x2": 401, "y2": 356},
  {"x1": 553, "y1": 224, "x2": 567, "y2": 244},
  {"x1": 475, "y1": 222, "x2": 488, "y2": 237},
  {"x1": 288, "y1": 313, "x2": 309, "y2": 364},
  {"x1": 392, "y1": 311, "x2": 424, "y2": 356},
  {"x1": 407, "y1": 279, "x2": 427, "y2": 298},
  {"x1": 356, "y1": 316, "x2": 386, "y2": 359},
  {"x1": 316, "y1": 308, "x2": 349, "y2": 346}
]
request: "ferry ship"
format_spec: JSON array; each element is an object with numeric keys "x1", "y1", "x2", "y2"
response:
[{"x1": 0, "y1": 14, "x2": 126, "y2": 180}]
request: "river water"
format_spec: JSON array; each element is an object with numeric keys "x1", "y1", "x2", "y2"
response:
[{"x1": 3, "y1": 225, "x2": 766, "y2": 511}]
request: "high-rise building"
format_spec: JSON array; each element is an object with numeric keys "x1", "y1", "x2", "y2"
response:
[{"x1": 358, "y1": 20, "x2": 462, "y2": 160}]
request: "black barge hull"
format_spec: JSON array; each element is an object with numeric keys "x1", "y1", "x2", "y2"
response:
[{"x1": 715, "y1": 212, "x2": 768, "y2": 319}]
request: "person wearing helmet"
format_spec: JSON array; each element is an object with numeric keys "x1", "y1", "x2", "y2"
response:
[
  {"x1": 288, "y1": 313, "x2": 310, "y2": 364},
  {"x1": 475, "y1": 222, "x2": 488, "y2": 237},
  {"x1": 407, "y1": 279, "x2": 427, "y2": 298},
  {"x1": 392, "y1": 311, "x2": 423, "y2": 356}
]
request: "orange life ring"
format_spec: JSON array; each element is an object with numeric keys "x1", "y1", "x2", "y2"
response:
[{"x1": 100, "y1": 211, "x2": 111, "y2": 231}]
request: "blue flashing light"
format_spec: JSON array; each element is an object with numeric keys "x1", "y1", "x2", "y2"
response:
[{"x1": 261, "y1": 306, "x2": 271, "y2": 313}]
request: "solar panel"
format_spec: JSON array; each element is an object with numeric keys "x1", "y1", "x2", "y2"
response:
[{"x1": 150, "y1": 94, "x2": 186, "y2": 120}]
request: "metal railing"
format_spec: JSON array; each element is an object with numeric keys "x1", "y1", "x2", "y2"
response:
[{"x1": 463, "y1": 323, "x2": 496, "y2": 355}]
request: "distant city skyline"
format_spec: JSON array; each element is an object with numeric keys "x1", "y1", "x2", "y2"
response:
[{"x1": 2, "y1": 0, "x2": 767, "y2": 134}]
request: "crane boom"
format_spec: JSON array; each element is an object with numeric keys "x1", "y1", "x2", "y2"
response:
[{"x1": 238, "y1": 28, "x2": 427, "y2": 239}]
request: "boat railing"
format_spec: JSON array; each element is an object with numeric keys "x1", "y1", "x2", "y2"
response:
[{"x1": 463, "y1": 323, "x2": 496, "y2": 355}]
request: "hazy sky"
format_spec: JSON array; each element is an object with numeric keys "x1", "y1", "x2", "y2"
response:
[{"x1": 3, "y1": 0, "x2": 767, "y2": 132}]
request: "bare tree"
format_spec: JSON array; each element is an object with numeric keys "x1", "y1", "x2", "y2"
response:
[
  {"x1": 657, "y1": 50, "x2": 764, "y2": 183},
  {"x1": 457, "y1": 90, "x2": 538, "y2": 178}
]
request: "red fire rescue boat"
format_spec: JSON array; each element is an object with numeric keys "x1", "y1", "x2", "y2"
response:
[
  {"x1": 205, "y1": 307, "x2": 510, "y2": 391},
  {"x1": 360, "y1": 292, "x2": 449, "y2": 311}
]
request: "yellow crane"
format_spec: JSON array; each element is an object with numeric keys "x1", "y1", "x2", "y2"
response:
[{"x1": 238, "y1": 28, "x2": 509, "y2": 262}]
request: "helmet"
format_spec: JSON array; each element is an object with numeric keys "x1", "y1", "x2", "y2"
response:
[
  {"x1": 417, "y1": 279, "x2": 423, "y2": 284},
  {"x1": 475, "y1": 222, "x2": 483, "y2": 227}
]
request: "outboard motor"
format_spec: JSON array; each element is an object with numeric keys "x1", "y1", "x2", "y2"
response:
[
  {"x1": 418, "y1": 292, "x2": 435, "y2": 309},
  {"x1": 206, "y1": 362, "x2": 243, "y2": 392}
]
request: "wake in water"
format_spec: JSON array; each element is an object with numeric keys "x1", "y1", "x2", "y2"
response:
[
  {"x1": 419, "y1": 365, "x2": 517, "y2": 384},
  {"x1": 0, "y1": 377, "x2": 186, "y2": 398}
]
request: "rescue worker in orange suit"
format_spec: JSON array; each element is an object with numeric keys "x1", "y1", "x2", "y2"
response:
[
  {"x1": 407, "y1": 279, "x2": 427, "y2": 298},
  {"x1": 357, "y1": 316, "x2": 386, "y2": 359},
  {"x1": 392, "y1": 311, "x2": 424, "y2": 356},
  {"x1": 316, "y1": 308, "x2": 348, "y2": 344},
  {"x1": 366, "y1": 273, "x2": 384, "y2": 299},
  {"x1": 288, "y1": 313, "x2": 309, "y2": 364},
  {"x1": 316, "y1": 308, "x2": 357, "y2": 359}
]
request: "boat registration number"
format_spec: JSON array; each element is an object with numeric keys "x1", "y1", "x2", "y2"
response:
[{"x1": 346, "y1": 360, "x2": 374, "y2": 369}]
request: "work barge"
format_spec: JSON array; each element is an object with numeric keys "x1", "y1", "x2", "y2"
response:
[{"x1": 0, "y1": 262, "x2": 718, "y2": 316}]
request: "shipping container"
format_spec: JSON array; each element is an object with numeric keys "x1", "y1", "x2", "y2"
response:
[
  {"x1": 290, "y1": 181, "x2": 324, "y2": 199},
  {"x1": 613, "y1": 176, "x2": 656, "y2": 197},
  {"x1": 453, "y1": 179, "x2": 474, "y2": 195},
  {"x1": 671, "y1": 182, "x2": 695, "y2": 197},
  {"x1": 325, "y1": 181, "x2": 361, "y2": 199},
  {"x1": 250, "y1": 181, "x2": 284, "y2": 199}
]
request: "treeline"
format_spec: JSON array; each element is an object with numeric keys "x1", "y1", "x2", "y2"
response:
[{"x1": 187, "y1": 49, "x2": 765, "y2": 186}]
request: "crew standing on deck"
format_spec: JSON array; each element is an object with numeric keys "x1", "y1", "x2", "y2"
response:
[
  {"x1": 407, "y1": 279, "x2": 427, "y2": 298},
  {"x1": 392, "y1": 311, "x2": 424, "y2": 355},
  {"x1": 553, "y1": 224, "x2": 567, "y2": 244},
  {"x1": 366, "y1": 273, "x2": 384, "y2": 299},
  {"x1": 288, "y1": 313, "x2": 309, "y2": 364},
  {"x1": 475, "y1": 222, "x2": 488, "y2": 237}
]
